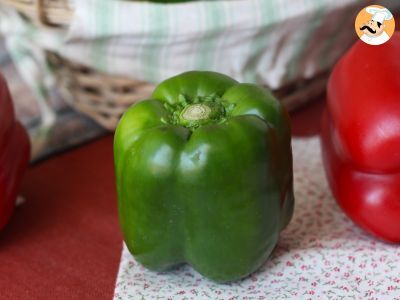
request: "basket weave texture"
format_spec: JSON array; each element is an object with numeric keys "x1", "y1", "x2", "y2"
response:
[
  {"x1": 47, "y1": 53, "x2": 155, "y2": 130},
  {"x1": 0, "y1": 0, "x2": 72, "y2": 27}
]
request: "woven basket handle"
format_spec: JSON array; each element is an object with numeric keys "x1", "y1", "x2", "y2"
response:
[{"x1": 35, "y1": 0, "x2": 49, "y2": 26}]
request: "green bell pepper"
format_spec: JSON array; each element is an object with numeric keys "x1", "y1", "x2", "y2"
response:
[{"x1": 114, "y1": 71, "x2": 294, "y2": 282}]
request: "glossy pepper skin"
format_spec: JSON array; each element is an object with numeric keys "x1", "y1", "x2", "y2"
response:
[
  {"x1": 114, "y1": 71, "x2": 294, "y2": 282},
  {"x1": 0, "y1": 73, "x2": 30, "y2": 231},
  {"x1": 321, "y1": 33, "x2": 400, "y2": 243}
]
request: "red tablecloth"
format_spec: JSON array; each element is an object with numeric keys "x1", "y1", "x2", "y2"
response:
[{"x1": 0, "y1": 99, "x2": 325, "y2": 299}]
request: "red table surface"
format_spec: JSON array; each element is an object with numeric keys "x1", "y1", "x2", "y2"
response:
[{"x1": 0, "y1": 98, "x2": 325, "y2": 299}]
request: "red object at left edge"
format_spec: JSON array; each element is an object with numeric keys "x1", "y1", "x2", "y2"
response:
[{"x1": 0, "y1": 72, "x2": 30, "y2": 230}]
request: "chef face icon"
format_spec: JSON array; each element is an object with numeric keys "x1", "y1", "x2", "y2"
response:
[
  {"x1": 360, "y1": 19, "x2": 385, "y2": 37},
  {"x1": 355, "y1": 5, "x2": 395, "y2": 46}
]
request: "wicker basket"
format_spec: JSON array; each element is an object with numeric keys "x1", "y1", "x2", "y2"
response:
[
  {"x1": 0, "y1": 0, "x2": 328, "y2": 130},
  {"x1": 0, "y1": 0, "x2": 72, "y2": 27},
  {"x1": 46, "y1": 52, "x2": 155, "y2": 130}
]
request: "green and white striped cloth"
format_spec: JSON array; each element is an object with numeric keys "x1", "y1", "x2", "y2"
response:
[
  {"x1": 2, "y1": 0, "x2": 400, "y2": 89},
  {"x1": 65, "y1": 0, "x2": 365, "y2": 87},
  {"x1": 3, "y1": 0, "x2": 385, "y2": 89}
]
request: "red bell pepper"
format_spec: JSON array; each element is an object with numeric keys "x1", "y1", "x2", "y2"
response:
[
  {"x1": 0, "y1": 73, "x2": 30, "y2": 231},
  {"x1": 321, "y1": 32, "x2": 400, "y2": 243}
]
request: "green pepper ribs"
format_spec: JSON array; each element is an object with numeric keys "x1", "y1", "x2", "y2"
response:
[{"x1": 114, "y1": 71, "x2": 294, "y2": 282}]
